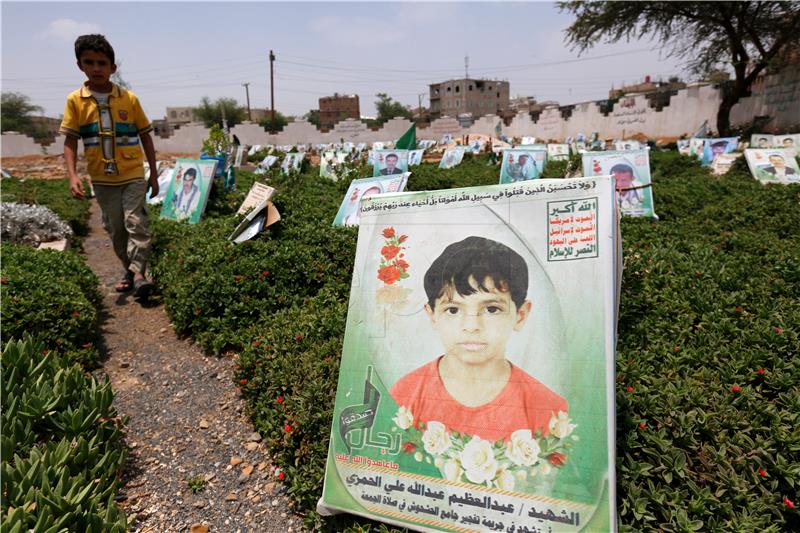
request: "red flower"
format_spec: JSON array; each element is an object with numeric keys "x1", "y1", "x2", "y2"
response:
[
  {"x1": 0, "y1": 277, "x2": 8, "y2": 284},
  {"x1": 41, "y1": 350, "x2": 49, "y2": 356},
  {"x1": 382, "y1": 227, "x2": 396, "y2": 239},
  {"x1": 240, "y1": 379, "x2": 247, "y2": 385},
  {"x1": 278, "y1": 471, "x2": 285, "y2": 481},
  {"x1": 262, "y1": 271, "x2": 269, "y2": 277},
  {"x1": 757, "y1": 369, "x2": 766, "y2": 374},
  {"x1": 402, "y1": 441, "x2": 417, "y2": 454},
  {"x1": 548, "y1": 452, "x2": 567, "y2": 466},
  {"x1": 626, "y1": 386, "x2": 634, "y2": 392},
  {"x1": 295, "y1": 333, "x2": 304, "y2": 341},
  {"x1": 284, "y1": 424, "x2": 292, "y2": 433},
  {"x1": 234, "y1": 275, "x2": 242, "y2": 281},
  {"x1": 639, "y1": 422, "x2": 646, "y2": 429},
  {"x1": 731, "y1": 385, "x2": 742, "y2": 392},
  {"x1": 378, "y1": 265, "x2": 402, "y2": 285},
  {"x1": 381, "y1": 245, "x2": 401, "y2": 260},
  {"x1": 82, "y1": 343, "x2": 92, "y2": 348},
  {"x1": 784, "y1": 497, "x2": 795, "y2": 509},
  {"x1": 734, "y1": 306, "x2": 744, "y2": 314},
  {"x1": 398, "y1": 235, "x2": 408, "y2": 243},
  {"x1": 395, "y1": 259, "x2": 410, "y2": 270},
  {"x1": 252, "y1": 341, "x2": 260, "y2": 348},
  {"x1": 277, "y1": 396, "x2": 284, "y2": 403},
  {"x1": 72, "y1": 311, "x2": 81, "y2": 318},
  {"x1": 774, "y1": 327, "x2": 783, "y2": 334},
  {"x1": 758, "y1": 469, "x2": 767, "y2": 477}
]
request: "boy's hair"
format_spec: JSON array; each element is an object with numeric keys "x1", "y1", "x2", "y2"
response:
[
  {"x1": 74, "y1": 34, "x2": 115, "y2": 65},
  {"x1": 183, "y1": 168, "x2": 197, "y2": 180},
  {"x1": 610, "y1": 163, "x2": 633, "y2": 175},
  {"x1": 424, "y1": 236, "x2": 528, "y2": 310}
]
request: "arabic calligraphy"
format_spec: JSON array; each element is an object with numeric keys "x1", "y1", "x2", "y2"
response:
[{"x1": 547, "y1": 198, "x2": 599, "y2": 261}]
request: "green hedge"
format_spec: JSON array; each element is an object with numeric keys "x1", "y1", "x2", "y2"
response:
[
  {"x1": 1, "y1": 337, "x2": 128, "y2": 532},
  {"x1": 1, "y1": 177, "x2": 92, "y2": 237},
  {"x1": 150, "y1": 152, "x2": 800, "y2": 530},
  {"x1": 1, "y1": 244, "x2": 102, "y2": 368}
]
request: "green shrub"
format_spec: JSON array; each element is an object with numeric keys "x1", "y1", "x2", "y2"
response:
[
  {"x1": 1, "y1": 244, "x2": 101, "y2": 367},
  {"x1": 1, "y1": 337, "x2": 127, "y2": 532},
  {"x1": 0, "y1": 177, "x2": 92, "y2": 237},
  {"x1": 151, "y1": 150, "x2": 800, "y2": 530}
]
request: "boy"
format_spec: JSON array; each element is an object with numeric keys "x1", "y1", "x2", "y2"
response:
[
  {"x1": 390, "y1": 236, "x2": 567, "y2": 443},
  {"x1": 61, "y1": 34, "x2": 158, "y2": 297}
]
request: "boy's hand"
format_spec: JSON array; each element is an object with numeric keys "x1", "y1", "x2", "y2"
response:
[
  {"x1": 148, "y1": 173, "x2": 159, "y2": 199},
  {"x1": 69, "y1": 177, "x2": 85, "y2": 199}
]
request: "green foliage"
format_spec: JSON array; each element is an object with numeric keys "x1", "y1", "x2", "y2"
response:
[
  {"x1": 304, "y1": 109, "x2": 321, "y2": 128},
  {"x1": 1, "y1": 244, "x2": 101, "y2": 367},
  {"x1": 1, "y1": 177, "x2": 92, "y2": 237},
  {"x1": 187, "y1": 475, "x2": 206, "y2": 494},
  {"x1": 0, "y1": 92, "x2": 46, "y2": 138},
  {"x1": 375, "y1": 93, "x2": 413, "y2": 124},
  {"x1": 1, "y1": 337, "x2": 128, "y2": 532},
  {"x1": 259, "y1": 111, "x2": 289, "y2": 132},
  {"x1": 194, "y1": 96, "x2": 246, "y2": 129},
  {"x1": 201, "y1": 123, "x2": 231, "y2": 156},
  {"x1": 151, "y1": 150, "x2": 800, "y2": 530}
]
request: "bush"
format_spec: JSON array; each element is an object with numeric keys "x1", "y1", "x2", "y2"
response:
[
  {"x1": 0, "y1": 337, "x2": 127, "y2": 532},
  {"x1": 151, "y1": 150, "x2": 800, "y2": 530},
  {"x1": 0, "y1": 177, "x2": 92, "y2": 237},
  {"x1": 1, "y1": 244, "x2": 102, "y2": 367}
]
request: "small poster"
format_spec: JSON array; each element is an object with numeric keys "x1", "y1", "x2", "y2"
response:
[
  {"x1": 147, "y1": 166, "x2": 175, "y2": 206},
  {"x1": 772, "y1": 134, "x2": 800, "y2": 154},
  {"x1": 237, "y1": 182, "x2": 276, "y2": 215},
  {"x1": 439, "y1": 134, "x2": 453, "y2": 145},
  {"x1": 677, "y1": 140, "x2": 691, "y2": 155},
  {"x1": 234, "y1": 145, "x2": 246, "y2": 167},
  {"x1": 439, "y1": 147, "x2": 465, "y2": 170},
  {"x1": 571, "y1": 141, "x2": 587, "y2": 155},
  {"x1": 750, "y1": 134, "x2": 774, "y2": 149},
  {"x1": 521, "y1": 136, "x2": 536, "y2": 145},
  {"x1": 582, "y1": 149, "x2": 656, "y2": 218},
  {"x1": 466, "y1": 138, "x2": 484, "y2": 154},
  {"x1": 320, "y1": 151, "x2": 337, "y2": 179},
  {"x1": 333, "y1": 173, "x2": 410, "y2": 227},
  {"x1": 373, "y1": 150, "x2": 410, "y2": 177},
  {"x1": 613, "y1": 140, "x2": 641, "y2": 151},
  {"x1": 700, "y1": 137, "x2": 738, "y2": 166},
  {"x1": 373, "y1": 142, "x2": 386, "y2": 150},
  {"x1": 281, "y1": 153, "x2": 305, "y2": 175},
  {"x1": 710, "y1": 153, "x2": 742, "y2": 175},
  {"x1": 320, "y1": 177, "x2": 618, "y2": 533},
  {"x1": 689, "y1": 138, "x2": 706, "y2": 158},
  {"x1": 248, "y1": 145, "x2": 263, "y2": 155},
  {"x1": 160, "y1": 158, "x2": 217, "y2": 224},
  {"x1": 499, "y1": 149, "x2": 546, "y2": 183},
  {"x1": 547, "y1": 144, "x2": 570, "y2": 161},
  {"x1": 744, "y1": 149, "x2": 800, "y2": 185},
  {"x1": 418, "y1": 140, "x2": 437, "y2": 150},
  {"x1": 408, "y1": 149, "x2": 425, "y2": 167}
]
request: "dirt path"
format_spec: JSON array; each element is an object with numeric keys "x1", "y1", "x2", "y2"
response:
[{"x1": 84, "y1": 200, "x2": 301, "y2": 533}]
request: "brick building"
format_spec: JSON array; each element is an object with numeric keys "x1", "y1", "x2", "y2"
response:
[
  {"x1": 429, "y1": 78, "x2": 510, "y2": 120},
  {"x1": 319, "y1": 93, "x2": 360, "y2": 128}
]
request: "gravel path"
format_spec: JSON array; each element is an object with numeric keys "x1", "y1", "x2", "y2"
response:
[{"x1": 84, "y1": 199, "x2": 302, "y2": 533}]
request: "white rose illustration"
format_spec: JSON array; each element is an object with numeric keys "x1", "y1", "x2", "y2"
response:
[
  {"x1": 443, "y1": 459, "x2": 463, "y2": 482},
  {"x1": 548, "y1": 411, "x2": 576, "y2": 439},
  {"x1": 505, "y1": 429, "x2": 541, "y2": 467},
  {"x1": 460, "y1": 436, "x2": 499, "y2": 485},
  {"x1": 393, "y1": 406, "x2": 414, "y2": 430},
  {"x1": 495, "y1": 467, "x2": 515, "y2": 491},
  {"x1": 421, "y1": 421, "x2": 451, "y2": 455}
]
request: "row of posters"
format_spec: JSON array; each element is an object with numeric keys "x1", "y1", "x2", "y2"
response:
[
  {"x1": 749, "y1": 134, "x2": 799, "y2": 150},
  {"x1": 320, "y1": 176, "x2": 618, "y2": 532}
]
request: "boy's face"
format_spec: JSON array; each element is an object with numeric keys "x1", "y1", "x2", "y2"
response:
[
  {"x1": 425, "y1": 276, "x2": 531, "y2": 368},
  {"x1": 77, "y1": 50, "x2": 116, "y2": 89}
]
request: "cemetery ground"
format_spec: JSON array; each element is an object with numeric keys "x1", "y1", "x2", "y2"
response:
[{"x1": 2, "y1": 149, "x2": 799, "y2": 532}]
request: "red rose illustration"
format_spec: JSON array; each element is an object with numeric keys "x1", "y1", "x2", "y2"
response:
[
  {"x1": 395, "y1": 259, "x2": 410, "y2": 270},
  {"x1": 548, "y1": 452, "x2": 567, "y2": 466},
  {"x1": 402, "y1": 441, "x2": 417, "y2": 454},
  {"x1": 382, "y1": 227, "x2": 396, "y2": 238},
  {"x1": 378, "y1": 265, "x2": 402, "y2": 285},
  {"x1": 398, "y1": 235, "x2": 408, "y2": 243},
  {"x1": 381, "y1": 245, "x2": 401, "y2": 260}
]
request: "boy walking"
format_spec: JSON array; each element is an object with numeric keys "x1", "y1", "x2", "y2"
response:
[{"x1": 61, "y1": 34, "x2": 158, "y2": 297}]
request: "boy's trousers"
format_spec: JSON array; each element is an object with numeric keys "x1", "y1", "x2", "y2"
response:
[{"x1": 93, "y1": 180, "x2": 151, "y2": 275}]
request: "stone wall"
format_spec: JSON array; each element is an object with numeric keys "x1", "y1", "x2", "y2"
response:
[{"x1": 4, "y1": 68, "x2": 798, "y2": 157}]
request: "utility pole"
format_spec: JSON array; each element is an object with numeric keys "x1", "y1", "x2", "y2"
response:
[
  {"x1": 465, "y1": 54, "x2": 469, "y2": 79},
  {"x1": 418, "y1": 93, "x2": 426, "y2": 123},
  {"x1": 269, "y1": 50, "x2": 276, "y2": 132},
  {"x1": 242, "y1": 82, "x2": 252, "y2": 121}
]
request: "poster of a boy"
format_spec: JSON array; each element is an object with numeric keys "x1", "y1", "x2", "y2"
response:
[
  {"x1": 390, "y1": 236, "x2": 567, "y2": 442},
  {"x1": 61, "y1": 34, "x2": 157, "y2": 298}
]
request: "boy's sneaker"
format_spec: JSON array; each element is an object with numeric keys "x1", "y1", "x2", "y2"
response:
[{"x1": 133, "y1": 278, "x2": 155, "y2": 299}]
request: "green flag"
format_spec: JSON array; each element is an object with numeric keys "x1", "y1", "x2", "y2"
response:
[{"x1": 395, "y1": 124, "x2": 416, "y2": 150}]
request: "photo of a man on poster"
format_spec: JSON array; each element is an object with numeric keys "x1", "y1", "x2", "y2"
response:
[{"x1": 380, "y1": 153, "x2": 404, "y2": 175}]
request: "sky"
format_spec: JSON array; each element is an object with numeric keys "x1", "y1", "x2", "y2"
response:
[{"x1": 2, "y1": 1, "x2": 688, "y2": 121}]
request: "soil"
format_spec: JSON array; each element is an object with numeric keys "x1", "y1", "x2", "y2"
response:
[{"x1": 83, "y1": 199, "x2": 303, "y2": 533}]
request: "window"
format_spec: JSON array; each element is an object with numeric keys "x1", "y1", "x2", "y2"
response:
[
  {"x1": 489, "y1": 86, "x2": 493, "y2": 90},
  {"x1": 447, "y1": 86, "x2": 451, "y2": 92},
  {"x1": 455, "y1": 85, "x2": 460, "y2": 93},
  {"x1": 170, "y1": 111, "x2": 177, "y2": 119},
  {"x1": 497, "y1": 92, "x2": 500, "y2": 98},
  {"x1": 468, "y1": 85, "x2": 473, "y2": 91},
  {"x1": 456, "y1": 100, "x2": 460, "y2": 108}
]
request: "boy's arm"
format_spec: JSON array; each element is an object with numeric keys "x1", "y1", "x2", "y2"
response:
[
  {"x1": 64, "y1": 135, "x2": 84, "y2": 199},
  {"x1": 140, "y1": 131, "x2": 159, "y2": 199}
]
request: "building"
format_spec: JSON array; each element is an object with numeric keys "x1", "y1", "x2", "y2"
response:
[
  {"x1": 319, "y1": 93, "x2": 360, "y2": 128},
  {"x1": 429, "y1": 78, "x2": 510, "y2": 120},
  {"x1": 609, "y1": 75, "x2": 687, "y2": 99},
  {"x1": 165, "y1": 107, "x2": 198, "y2": 127}
]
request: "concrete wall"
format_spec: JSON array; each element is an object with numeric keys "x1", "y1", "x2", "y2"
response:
[{"x1": 4, "y1": 68, "x2": 798, "y2": 157}]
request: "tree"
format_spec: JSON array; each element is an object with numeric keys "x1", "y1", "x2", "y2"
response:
[
  {"x1": 559, "y1": 1, "x2": 800, "y2": 135},
  {"x1": 375, "y1": 93, "x2": 413, "y2": 124},
  {"x1": 1, "y1": 92, "x2": 45, "y2": 137},
  {"x1": 193, "y1": 97, "x2": 246, "y2": 129},
  {"x1": 259, "y1": 111, "x2": 289, "y2": 132},
  {"x1": 111, "y1": 60, "x2": 131, "y2": 90},
  {"x1": 304, "y1": 109, "x2": 321, "y2": 127}
]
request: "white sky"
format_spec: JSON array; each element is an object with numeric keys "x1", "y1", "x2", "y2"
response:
[{"x1": 2, "y1": 1, "x2": 688, "y2": 121}]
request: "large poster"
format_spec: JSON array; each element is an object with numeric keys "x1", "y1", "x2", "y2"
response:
[
  {"x1": 499, "y1": 149, "x2": 546, "y2": 183},
  {"x1": 373, "y1": 150, "x2": 410, "y2": 177},
  {"x1": 332, "y1": 173, "x2": 410, "y2": 227},
  {"x1": 744, "y1": 149, "x2": 800, "y2": 185},
  {"x1": 320, "y1": 177, "x2": 618, "y2": 532},
  {"x1": 582, "y1": 149, "x2": 656, "y2": 218},
  {"x1": 439, "y1": 147, "x2": 465, "y2": 170},
  {"x1": 160, "y1": 158, "x2": 216, "y2": 224}
]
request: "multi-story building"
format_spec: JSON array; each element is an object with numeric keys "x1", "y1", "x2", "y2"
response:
[
  {"x1": 429, "y1": 79, "x2": 510, "y2": 120},
  {"x1": 165, "y1": 107, "x2": 198, "y2": 127},
  {"x1": 319, "y1": 93, "x2": 360, "y2": 128}
]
